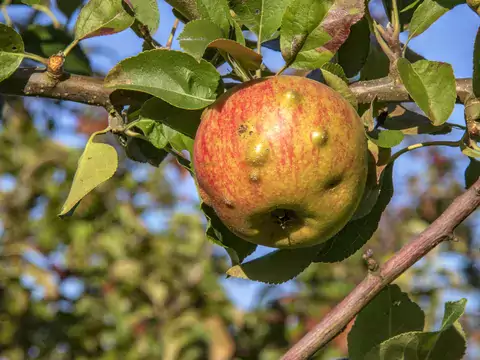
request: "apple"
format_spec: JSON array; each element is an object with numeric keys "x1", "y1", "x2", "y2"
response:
[{"x1": 193, "y1": 75, "x2": 368, "y2": 248}]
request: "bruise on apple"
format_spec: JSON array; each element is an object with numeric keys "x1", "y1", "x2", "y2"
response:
[{"x1": 193, "y1": 76, "x2": 368, "y2": 249}]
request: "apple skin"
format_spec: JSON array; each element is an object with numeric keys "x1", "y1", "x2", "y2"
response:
[{"x1": 193, "y1": 75, "x2": 368, "y2": 249}]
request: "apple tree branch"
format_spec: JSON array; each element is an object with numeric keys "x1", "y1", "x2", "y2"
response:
[{"x1": 0, "y1": 67, "x2": 473, "y2": 109}]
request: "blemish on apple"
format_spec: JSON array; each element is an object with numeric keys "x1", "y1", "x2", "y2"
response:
[
  {"x1": 223, "y1": 198, "x2": 235, "y2": 208},
  {"x1": 282, "y1": 90, "x2": 302, "y2": 107},
  {"x1": 245, "y1": 140, "x2": 270, "y2": 166},
  {"x1": 249, "y1": 170, "x2": 260, "y2": 182},
  {"x1": 311, "y1": 130, "x2": 328, "y2": 147}
]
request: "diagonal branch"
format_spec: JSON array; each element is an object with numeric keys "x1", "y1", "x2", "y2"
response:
[
  {"x1": 0, "y1": 68, "x2": 473, "y2": 109},
  {"x1": 281, "y1": 177, "x2": 480, "y2": 360}
]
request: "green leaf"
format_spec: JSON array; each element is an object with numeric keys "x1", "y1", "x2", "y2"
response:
[
  {"x1": 315, "y1": 164, "x2": 394, "y2": 262},
  {"x1": 397, "y1": 59, "x2": 456, "y2": 126},
  {"x1": 320, "y1": 67, "x2": 358, "y2": 110},
  {"x1": 127, "y1": 0, "x2": 160, "y2": 34},
  {"x1": 202, "y1": 203, "x2": 257, "y2": 265},
  {"x1": 360, "y1": 41, "x2": 390, "y2": 80},
  {"x1": 230, "y1": 0, "x2": 291, "y2": 43},
  {"x1": 104, "y1": 49, "x2": 221, "y2": 110},
  {"x1": 226, "y1": 247, "x2": 315, "y2": 284},
  {"x1": 360, "y1": 98, "x2": 383, "y2": 131},
  {"x1": 74, "y1": 0, "x2": 134, "y2": 40},
  {"x1": 474, "y1": 27, "x2": 480, "y2": 98},
  {"x1": 407, "y1": 0, "x2": 463, "y2": 41},
  {"x1": 135, "y1": 119, "x2": 194, "y2": 155},
  {"x1": 59, "y1": 141, "x2": 118, "y2": 216},
  {"x1": 461, "y1": 141, "x2": 480, "y2": 158},
  {"x1": 321, "y1": 62, "x2": 348, "y2": 83},
  {"x1": 196, "y1": 0, "x2": 232, "y2": 34},
  {"x1": 348, "y1": 285, "x2": 425, "y2": 360},
  {"x1": 22, "y1": 25, "x2": 91, "y2": 76},
  {"x1": 57, "y1": 0, "x2": 83, "y2": 18},
  {"x1": 382, "y1": 105, "x2": 452, "y2": 135},
  {"x1": 21, "y1": 0, "x2": 48, "y2": 5},
  {"x1": 365, "y1": 299, "x2": 467, "y2": 360},
  {"x1": 366, "y1": 129, "x2": 404, "y2": 148},
  {"x1": 125, "y1": 137, "x2": 169, "y2": 167},
  {"x1": 280, "y1": 0, "x2": 333, "y2": 67},
  {"x1": 140, "y1": 98, "x2": 202, "y2": 139},
  {"x1": 178, "y1": 19, "x2": 224, "y2": 60},
  {"x1": 0, "y1": 23, "x2": 25, "y2": 83},
  {"x1": 465, "y1": 158, "x2": 480, "y2": 188},
  {"x1": 280, "y1": 0, "x2": 365, "y2": 69},
  {"x1": 208, "y1": 39, "x2": 262, "y2": 70},
  {"x1": 337, "y1": 17, "x2": 370, "y2": 77}
]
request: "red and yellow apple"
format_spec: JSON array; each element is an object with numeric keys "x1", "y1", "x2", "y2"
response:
[{"x1": 193, "y1": 75, "x2": 368, "y2": 248}]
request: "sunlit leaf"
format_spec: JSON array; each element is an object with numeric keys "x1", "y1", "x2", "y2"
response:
[
  {"x1": 366, "y1": 129, "x2": 404, "y2": 148},
  {"x1": 74, "y1": 0, "x2": 134, "y2": 40},
  {"x1": 59, "y1": 141, "x2": 118, "y2": 216},
  {"x1": 407, "y1": 0, "x2": 463, "y2": 41},
  {"x1": 320, "y1": 67, "x2": 357, "y2": 109},
  {"x1": 230, "y1": 0, "x2": 291, "y2": 43},
  {"x1": 104, "y1": 49, "x2": 221, "y2": 110},
  {"x1": 397, "y1": 59, "x2": 456, "y2": 126},
  {"x1": 208, "y1": 39, "x2": 262, "y2": 70},
  {"x1": 0, "y1": 23, "x2": 25, "y2": 82},
  {"x1": 127, "y1": 0, "x2": 160, "y2": 34},
  {"x1": 178, "y1": 19, "x2": 224, "y2": 60},
  {"x1": 196, "y1": 0, "x2": 232, "y2": 34},
  {"x1": 280, "y1": 0, "x2": 365, "y2": 69}
]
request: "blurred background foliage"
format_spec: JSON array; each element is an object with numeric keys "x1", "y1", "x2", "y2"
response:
[{"x1": 0, "y1": 0, "x2": 479, "y2": 359}]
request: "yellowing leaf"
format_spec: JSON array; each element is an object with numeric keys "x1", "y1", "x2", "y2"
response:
[
  {"x1": 74, "y1": 0, "x2": 134, "y2": 40},
  {"x1": 60, "y1": 142, "x2": 118, "y2": 216}
]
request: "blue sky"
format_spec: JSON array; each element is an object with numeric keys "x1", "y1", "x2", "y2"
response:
[{"x1": 2, "y1": 0, "x2": 480, "y2": 334}]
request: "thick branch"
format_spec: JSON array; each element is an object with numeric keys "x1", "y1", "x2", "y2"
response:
[
  {"x1": 350, "y1": 76, "x2": 473, "y2": 104},
  {"x1": 0, "y1": 68, "x2": 473, "y2": 109},
  {"x1": 0, "y1": 68, "x2": 113, "y2": 107},
  {"x1": 282, "y1": 177, "x2": 480, "y2": 360}
]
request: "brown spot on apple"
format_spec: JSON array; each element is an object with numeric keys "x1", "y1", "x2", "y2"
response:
[
  {"x1": 249, "y1": 170, "x2": 261, "y2": 183},
  {"x1": 238, "y1": 124, "x2": 248, "y2": 135}
]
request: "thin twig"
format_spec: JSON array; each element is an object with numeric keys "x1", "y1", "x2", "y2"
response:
[
  {"x1": 281, "y1": 177, "x2": 480, "y2": 360},
  {"x1": 166, "y1": 18, "x2": 180, "y2": 49},
  {"x1": 388, "y1": 140, "x2": 461, "y2": 164}
]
